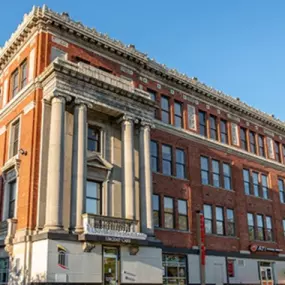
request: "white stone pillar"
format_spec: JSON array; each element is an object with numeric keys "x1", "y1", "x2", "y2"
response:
[
  {"x1": 139, "y1": 121, "x2": 154, "y2": 235},
  {"x1": 121, "y1": 116, "x2": 135, "y2": 220},
  {"x1": 70, "y1": 101, "x2": 87, "y2": 233},
  {"x1": 44, "y1": 95, "x2": 66, "y2": 231}
]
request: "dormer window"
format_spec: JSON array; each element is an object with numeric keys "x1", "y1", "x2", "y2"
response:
[{"x1": 88, "y1": 126, "x2": 100, "y2": 152}]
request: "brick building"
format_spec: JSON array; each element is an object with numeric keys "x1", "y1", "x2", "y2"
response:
[{"x1": 0, "y1": 5, "x2": 285, "y2": 285}]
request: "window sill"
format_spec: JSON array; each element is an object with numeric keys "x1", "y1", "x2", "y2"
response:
[
  {"x1": 152, "y1": 171, "x2": 189, "y2": 182},
  {"x1": 245, "y1": 194, "x2": 272, "y2": 202},
  {"x1": 250, "y1": 239, "x2": 276, "y2": 243},
  {"x1": 202, "y1": 183, "x2": 233, "y2": 192},
  {"x1": 154, "y1": 227, "x2": 191, "y2": 234},
  {"x1": 206, "y1": 233, "x2": 239, "y2": 239}
]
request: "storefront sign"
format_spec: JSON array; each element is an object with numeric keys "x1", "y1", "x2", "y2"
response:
[
  {"x1": 249, "y1": 244, "x2": 282, "y2": 253},
  {"x1": 105, "y1": 236, "x2": 131, "y2": 243}
]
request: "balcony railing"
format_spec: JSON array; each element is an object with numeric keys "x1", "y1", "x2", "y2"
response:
[{"x1": 82, "y1": 213, "x2": 147, "y2": 240}]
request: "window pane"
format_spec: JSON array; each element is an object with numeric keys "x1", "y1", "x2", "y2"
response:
[
  {"x1": 249, "y1": 131, "x2": 256, "y2": 153},
  {"x1": 165, "y1": 213, "x2": 174, "y2": 228},
  {"x1": 87, "y1": 127, "x2": 100, "y2": 152},
  {"x1": 227, "y1": 209, "x2": 234, "y2": 221},
  {"x1": 162, "y1": 145, "x2": 172, "y2": 160},
  {"x1": 179, "y1": 216, "x2": 187, "y2": 231},
  {"x1": 252, "y1": 172, "x2": 259, "y2": 197},
  {"x1": 86, "y1": 198, "x2": 98, "y2": 214},
  {"x1": 220, "y1": 120, "x2": 228, "y2": 144},
  {"x1": 240, "y1": 128, "x2": 247, "y2": 150},
  {"x1": 212, "y1": 160, "x2": 220, "y2": 187},
  {"x1": 151, "y1": 141, "x2": 158, "y2": 172},
  {"x1": 163, "y1": 161, "x2": 172, "y2": 175},
  {"x1": 162, "y1": 111, "x2": 170, "y2": 124},
  {"x1": 261, "y1": 174, "x2": 268, "y2": 199},
  {"x1": 153, "y1": 195, "x2": 159, "y2": 211},
  {"x1": 247, "y1": 213, "x2": 254, "y2": 226},
  {"x1": 199, "y1": 111, "x2": 206, "y2": 136},
  {"x1": 161, "y1": 96, "x2": 169, "y2": 111},
  {"x1": 257, "y1": 215, "x2": 263, "y2": 227},
  {"x1": 223, "y1": 163, "x2": 231, "y2": 190},
  {"x1": 259, "y1": 135, "x2": 265, "y2": 157},
  {"x1": 216, "y1": 221, "x2": 224, "y2": 235},
  {"x1": 201, "y1": 156, "x2": 209, "y2": 170},
  {"x1": 176, "y1": 164, "x2": 185, "y2": 179},
  {"x1": 216, "y1": 207, "x2": 224, "y2": 221},
  {"x1": 203, "y1": 205, "x2": 212, "y2": 219},
  {"x1": 162, "y1": 145, "x2": 172, "y2": 175},
  {"x1": 279, "y1": 179, "x2": 284, "y2": 203},
  {"x1": 243, "y1": 169, "x2": 250, "y2": 182},
  {"x1": 210, "y1": 115, "x2": 217, "y2": 140},
  {"x1": 176, "y1": 149, "x2": 185, "y2": 164},
  {"x1": 86, "y1": 181, "x2": 100, "y2": 198},
  {"x1": 178, "y1": 200, "x2": 187, "y2": 215},
  {"x1": 164, "y1": 197, "x2": 173, "y2": 212},
  {"x1": 266, "y1": 216, "x2": 272, "y2": 229}
]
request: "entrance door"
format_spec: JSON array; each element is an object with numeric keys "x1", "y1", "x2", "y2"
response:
[
  {"x1": 260, "y1": 266, "x2": 274, "y2": 285},
  {"x1": 103, "y1": 247, "x2": 119, "y2": 285}
]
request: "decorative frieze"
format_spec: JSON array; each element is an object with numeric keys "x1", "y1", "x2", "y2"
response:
[
  {"x1": 227, "y1": 113, "x2": 240, "y2": 123},
  {"x1": 120, "y1": 66, "x2": 133, "y2": 75},
  {"x1": 157, "y1": 83, "x2": 161, "y2": 89},
  {"x1": 139, "y1": 76, "x2": 148, "y2": 83},
  {"x1": 51, "y1": 36, "x2": 69, "y2": 47},
  {"x1": 264, "y1": 129, "x2": 275, "y2": 137},
  {"x1": 170, "y1": 89, "x2": 175, "y2": 95}
]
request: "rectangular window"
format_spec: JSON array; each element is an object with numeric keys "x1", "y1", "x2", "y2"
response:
[
  {"x1": 216, "y1": 207, "x2": 224, "y2": 235},
  {"x1": 261, "y1": 174, "x2": 268, "y2": 199},
  {"x1": 275, "y1": 141, "x2": 281, "y2": 162},
  {"x1": 283, "y1": 219, "x2": 285, "y2": 236},
  {"x1": 51, "y1": 46, "x2": 66, "y2": 62},
  {"x1": 151, "y1": 141, "x2": 159, "y2": 172},
  {"x1": 249, "y1": 131, "x2": 256, "y2": 154},
  {"x1": 174, "y1": 101, "x2": 183, "y2": 128},
  {"x1": 199, "y1": 111, "x2": 207, "y2": 137},
  {"x1": 223, "y1": 163, "x2": 231, "y2": 190},
  {"x1": 86, "y1": 181, "x2": 101, "y2": 215},
  {"x1": 258, "y1": 135, "x2": 265, "y2": 157},
  {"x1": 20, "y1": 60, "x2": 28, "y2": 89},
  {"x1": 252, "y1": 172, "x2": 259, "y2": 197},
  {"x1": 10, "y1": 119, "x2": 20, "y2": 158},
  {"x1": 243, "y1": 169, "x2": 250, "y2": 195},
  {"x1": 220, "y1": 120, "x2": 228, "y2": 144},
  {"x1": 257, "y1": 214, "x2": 265, "y2": 240},
  {"x1": 204, "y1": 204, "x2": 212, "y2": 234},
  {"x1": 164, "y1": 197, "x2": 174, "y2": 229},
  {"x1": 176, "y1": 149, "x2": 186, "y2": 179},
  {"x1": 87, "y1": 126, "x2": 100, "y2": 152},
  {"x1": 200, "y1": 156, "x2": 209, "y2": 185},
  {"x1": 162, "y1": 145, "x2": 172, "y2": 176},
  {"x1": 11, "y1": 69, "x2": 19, "y2": 98},
  {"x1": 212, "y1": 159, "x2": 220, "y2": 187},
  {"x1": 8, "y1": 181, "x2": 16, "y2": 219},
  {"x1": 240, "y1": 127, "x2": 247, "y2": 150},
  {"x1": 0, "y1": 258, "x2": 9, "y2": 285},
  {"x1": 161, "y1": 96, "x2": 170, "y2": 124},
  {"x1": 279, "y1": 179, "x2": 285, "y2": 203},
  {"x1": 178, "y1": 200, "x2": 188, "y2": 231},
  {"x1": 162, "y1": 254, "x2": 187, "y2": 285},
  {"x1": 226, "y1": 209, "x2": 235, "y2": 236},
  {"x1": 266, "y1": 216, "x2": 273, "y2": 241},
  {"x1": 152, "y1": 194, "x2": 160, "y2": 227},
  {"x1": 210, "y1": 115, "x2": 217, "y2": 140},
  {"x1": 247, "y1": 213, "x2": 255, "y2": 240}
]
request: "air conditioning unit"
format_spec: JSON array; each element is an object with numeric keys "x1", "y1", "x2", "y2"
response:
[{"x1": 237, "y1": 259, "x2": 245, "y2": 267}]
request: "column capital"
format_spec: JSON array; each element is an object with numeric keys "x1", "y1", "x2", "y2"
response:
[
  {"x1": 74, "y1": 98, "x2": 93, "y2": 109},
  {"x1": 140, "y1": 119, "x2": 155, "y2": 130},
  {"x1": 117, "y1": 114, "x2": 138, "y2": 125},
  {"x1": 44, "y1": 91, "x2": 72, "y2": 103}
]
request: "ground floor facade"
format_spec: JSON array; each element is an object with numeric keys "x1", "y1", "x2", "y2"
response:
[{"x1": 0, "y1": 234, "x2": 285, "y2": 285}]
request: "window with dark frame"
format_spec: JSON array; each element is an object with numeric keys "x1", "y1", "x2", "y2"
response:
[
  {"x1": 176, "y1": 149, "x2": 186, "y2": 179},
  {"x1": 162, "y1": 144, "x2": 172, "y2": 176},
  {"x1": 86, "y1": 181, "x2": 101, "y2": 215},
  {"x1": 258, "y1": 135, "x2": 265, "y2": 157},
  {"x1": 216, "y1": 207, "x2": 224, "y2": 235},
  {"x1": 279, "y1": 178, "x2": 285, "y2": 203},
  {"x1": 20, "y1": 60, "x2": 28, "y2": 89},
  {"x1": 252, "y1": 172, "x2": 259, "y2": 197},
  {"x1": 275, "y1": 141, "x2": 281, "y2": 162},
  {"x1": 164, "y1": 197, "x2": 174, "y2": 229},
  {"x1": 151, "y1": 141, "x2": 159, "y2": 172},
  {"x1": 220, "y1": 120, "x2": 228, "y2": 144},
  {"x1": 240, "y1": 127, "x2": 247, "y2": 150},
  {"x1": 0, "y1": 258, "x2": 9, "y2": 284},
  {"x1": 210, "y1": 115, "x2": 217, "y2": 140},
  {"x1": 11, "y1": 59, "x2": 28, "y2": 99},
  {"x1": 212, "y1": 159, "x2": 220, "y2": 188},
  {"x1": 87, "y1": 126, "x2": 100, "y2": 152},
  {"x1": 266, "y1": 216, "x2": 273, "y2": 241},
  {"x1": 58, "y1": 247, "x2": 67, "y2": 269},
  {"x1": 243, "y1": 169, "x2": 250, "y2": 195},
  {"x1": 199, "y1": 111, "x2": 207, "y2": 137},
  {"x1": 11, "y1": 69, "x2": 19, "y2": 98},
  {"x1": 178, "y1": 199, "x2": 188, "y2": 231},
  {"x1": 249, "y1": 131, "x2": 257, "y2": 154},
  {"x1": 152, "y1": 194, "x2": 160, "y2": 228},
  {"x1": 203, "y1": 204, "x2": 212, "y2": 234},
  {"x1": 223, "y1": 163, "x2": 231, "y2": 190},
  {"x1": 161, "y1": 96, "x2": 170, "y2": 124},
  {"x1": 8, "y1": 180, "x2": 16, "y2": 219},
  {"x1": 174, "y1": 101, "x2": 183, "y2": 128},
  {"x1": 226, "y1": 209, "x2": 235, "y2": 236},
  {"x1": 10, "y1": 119, "x2": 20, "y2": 158},
  {"x1": 257, "y1": 214, "x2": 265, "y2": 240},
  {"x1": 247, "y1": 213, "x2": 255, "y2": 240},
  {"x1": 261, "y1": 174, "x2": 269, "y2": 199},
  {"x1": 200, "y1": 156, "x2": 209, "y2": 185}
]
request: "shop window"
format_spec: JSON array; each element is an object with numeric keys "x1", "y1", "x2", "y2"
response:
[{"x1": 162, "y1": 254, "x2": 187, "y2": 285}]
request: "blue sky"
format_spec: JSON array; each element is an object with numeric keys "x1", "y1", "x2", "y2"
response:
[{"x1": 1, "y1": 1, "x2": 285, "y2": 120}]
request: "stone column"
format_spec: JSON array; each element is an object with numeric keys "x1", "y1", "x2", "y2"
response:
[
  {"x1": 121, "y1": 116, "x2": 135, "y2": 220},
  {"x1": 70, "y1": 101, "x2": 88, "y2": 233},
  {"x1": 139, "y1": 121, "x2": 154, "y2": 236},
  {"x1": 44, "y1": 95, "x2": 67, "y2": 231}
]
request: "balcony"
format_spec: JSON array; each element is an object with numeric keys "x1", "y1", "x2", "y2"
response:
[{"x1": 82, "y1": 213, "x2": 147, "y2": 240}]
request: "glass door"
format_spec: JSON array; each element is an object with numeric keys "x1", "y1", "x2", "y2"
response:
[
  {"x1": 260, "y1": 266, "x2": 274, "y2": 285},
  {"x1": 103, "y1": 247, "x2": 119, "y2": 285}
]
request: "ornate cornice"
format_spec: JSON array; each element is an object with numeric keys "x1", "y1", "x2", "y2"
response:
[{"x1": 1, "y1": 5, "x2": 285, "y2": 133}]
